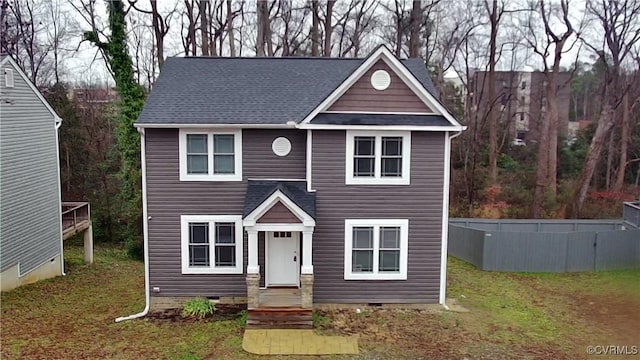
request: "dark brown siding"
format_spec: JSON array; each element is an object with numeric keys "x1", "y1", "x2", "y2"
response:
[
  {"x1": 312, "y1": 130, "x2": 445, "y2": 303},
  {"x1": 146, "y1": 129, "x2": 305, "y2": 297},
  {"x1": 257, "y1": 202, "x2": 301, "y2": 223},
  {"x1": 327, "y1": 60, "x2": 432, "y2": 113}
]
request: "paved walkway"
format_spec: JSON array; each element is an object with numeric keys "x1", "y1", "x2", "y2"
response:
[{"x1": 242, "y1": 329, "x2": 359, "y2": 355}]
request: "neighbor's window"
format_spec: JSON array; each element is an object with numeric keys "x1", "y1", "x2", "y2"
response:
[
  {"x1": 181, "y1": 215, "x2": 243, "y2": 274},
  {"x1": 346, "y1": 131, "x2": 411, "y2": 185},
  {"x1": 344, "y1": 219, "x2": 408, "y2": 280},
  {"x1": 179, "y1": 130, "x2": 242, "y2": 181}
]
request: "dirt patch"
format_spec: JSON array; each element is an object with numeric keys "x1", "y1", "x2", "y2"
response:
[
  {"x1": 147, "y1": 303, "x2": 247, "y2": 323},
  {"x1": 572, "y1": 293, "x2": 640, "y2": 345}
]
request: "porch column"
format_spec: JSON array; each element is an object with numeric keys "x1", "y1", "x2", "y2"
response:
[
  {"x1": 246, "y1": 229, "x2": 260, "y2": 309},
  {"x1": 247, "y1": 229, "x2": 259, "y2": 274},
  {"x1": 301, "y1": 229, "x2": 314, "y2": 309},
  {"x1": 301, "y1": 230, "x2": 313, "y2": 274}
]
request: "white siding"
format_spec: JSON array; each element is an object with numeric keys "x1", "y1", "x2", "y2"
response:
[{"x1": 0, "y1": 60, "x2": 62, "y2": 275}]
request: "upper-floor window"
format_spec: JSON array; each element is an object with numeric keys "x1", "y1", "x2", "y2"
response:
[
  {"x1": 179, "y1": 129, "x2": 242, "y2": 181},
  {"x1": 180, "y1": 215, "x2": 243, "y2": 274},
  {"x1": 345, "y1": 131, "x2": 411, "y2": 185}
]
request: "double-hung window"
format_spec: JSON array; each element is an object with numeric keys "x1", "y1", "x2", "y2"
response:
[
  {"x1": 181, "y1": 215, "x2": 243, "y2": 274},
  {"x1": 345, "y1": 131, "x2": 411, "y2": 185},
  {"x1": 179, "y1": 129, "x2": 242, "y2": 181},
  {"x1": 344, "y1": 219, "x2": 408, "y2": 280}
]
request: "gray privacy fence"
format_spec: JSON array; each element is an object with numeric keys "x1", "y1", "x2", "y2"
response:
[
  {"x1": 624, "y1": 201, "x2": 640, "y2": 228},
  {"x1": 449, "y1": 218, "x2": 640, "y2": 272}
]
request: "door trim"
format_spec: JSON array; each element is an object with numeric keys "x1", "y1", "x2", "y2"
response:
[{"x1": 265, "y1": 231, "x2": 300, "y2": 288}]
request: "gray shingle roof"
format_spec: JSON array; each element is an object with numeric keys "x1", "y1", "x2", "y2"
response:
[
  {"x1": 312, "y1": 113, "x2": 452, "y2": 126},
  {"x1": 244, "y1": 180, "x2": 316, "y2": 219},
  {"x1": 136, "y1": 56, "x2": 437, "y2": 125}
]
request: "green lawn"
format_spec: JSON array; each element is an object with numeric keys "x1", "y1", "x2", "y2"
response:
[{"x1": 1, "y1": 245, "x2": 638, "y2": 359}]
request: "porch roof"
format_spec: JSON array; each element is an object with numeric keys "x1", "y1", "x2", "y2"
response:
[{"x1": 243, "y1": 180, "x2": 316, "y2": 219}]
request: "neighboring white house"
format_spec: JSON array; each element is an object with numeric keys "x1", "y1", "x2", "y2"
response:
[{"x1": 0, "y1": 56, "x2": 64, "y2": 291}]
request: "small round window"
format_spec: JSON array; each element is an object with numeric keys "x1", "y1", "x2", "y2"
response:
[
  {"x1": 371, "y1": 70, "x2": 391, "y2": 90},
  {"x1": 272, "y1": 137, "x2": 292, "y2": 157}
]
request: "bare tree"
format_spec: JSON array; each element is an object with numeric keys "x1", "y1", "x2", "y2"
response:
[
  {"x1": 256, "y1": 0, "x2": 275, "y2": 56},
  {"x1": 182, "y1": 0, "x2": 199, "y2": 55},
  {"x1": 130, "y1": 0, "x2": 177, "y2": 68},
  {"x1": 337, "y1": 0, "x2": 379, "y2": 57},
  {"x1": 310, "y1": 0, "x2": 320, "y2": 56},
  {"x1": 323, "y1": 0, "x2": 335, "y2": 56},
  {"x1": 525, "y1": 0, "x2": 581, "y2": 217},
  {"x1": 227, "y1": 0, "x2": 236, "y2": 56},
  {"x1": 572, "y1": 0, "x2": 640, "y2": 217},
  {"x1": 485, "y1": 0, "x2": 502, "y2": 186},
  {"x1": 199, "y1": 0, "x2": 210, "y2": 55}
]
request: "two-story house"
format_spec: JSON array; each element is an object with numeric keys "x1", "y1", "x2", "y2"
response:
[
  {"x1": 0, "y1": 56, "x2": 64, "y2": 291},
  {"x1": 122, "y1": 46, "x2": 464, "y2": 323}
]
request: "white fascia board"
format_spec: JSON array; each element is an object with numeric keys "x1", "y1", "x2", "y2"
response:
[
  {"x1": 134, "y1": 123, "x2": 295, "y2": 129},
  {"x1": 297, "y1": 124, "x2": 466, "y2": 132}
]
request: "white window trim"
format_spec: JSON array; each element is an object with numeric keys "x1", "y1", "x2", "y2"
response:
[
  {"x1": 180, "y1": 215, "x2": 244, "y2": 274},
  {"x1": 179, "y1": 129, "x2": 242, "y2": 181},
  {"x1": 345, "y1": 130, "x2": 411, "y2": 185},
  {"x1": 344, "y1": 219, "x2": 409, "y2": 280}
]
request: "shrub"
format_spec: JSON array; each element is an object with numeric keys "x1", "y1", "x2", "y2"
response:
[
  {"x1": 235, "y1": 310, "x2": 248, "y2": 327},
  {"x1": 126, "y1": 237, "x2": 144, "y2": 260},
  {"x1": 182, "y1": 297, "x2": 215, "y2": 319}
]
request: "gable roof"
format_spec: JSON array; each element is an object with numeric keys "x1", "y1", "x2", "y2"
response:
[
  {"x1": 299, "y1": 45, "x2": 462, "y2": 129},
  {"x1": 243, "y1": 180, "x2": 316, "y2": 219},
  {"x1": 135, "y1": 54, "x2": 440, "y2": 126},
  {"x1": 0, "y1": 56, "x2": 62, "y2": 123}
]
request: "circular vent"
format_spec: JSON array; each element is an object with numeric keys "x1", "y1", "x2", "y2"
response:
[
  {"x1": 371, "y1": 70, "x2": 391, "y2": 90},
  {"x1": 272, "y1": 137, "x2": 292, "y2": 157}
]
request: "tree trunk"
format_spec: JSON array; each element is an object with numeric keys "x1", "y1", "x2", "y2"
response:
[
  {"x1": 150, "y1": 0, "x2": 164, "y2": 68},
  {"x1": 227, "y1": 0, "x2": 236, "y2": 56},
  {"x1": 487, "y1": 0, "x2": 499, "y2": 185},
  {"x1": 409, "y1": 0, "x2": 421, "y2": 58},
  {"x1": 323, "y1": 0, "x2": 334, "y2": 57},
  {"x1": 199, "y1": 0, "x2": 209, "y2": 56},
  {"x1": 571, "y1": 105, "x2": 616, "y2": 218},
  {"x1": 532, "y1": 104, "x2": 550, "y2": 218},
  {"x1": 546, "y1": 74, "x2": 559, "y2": 197},
  {"x1": 605, "y1": 129, "x2": 615, "y2": 190},
  {"x1": 614, "y1": 91, "x2": 629, "y2": 191},
  {"x1": 311, "y1": 0, "x2": 319, "y2": 56},
  {"x1": 256, "y1": 0, "x2": 266, "y2": 56}
]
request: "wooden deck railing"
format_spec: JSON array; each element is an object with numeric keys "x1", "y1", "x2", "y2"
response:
[
  {"x1": 62, "y1": 202, "x2": 91, "y2": 239},
  {"x1": 62, "y1": 201, "x2": 93, "y2": 264}
]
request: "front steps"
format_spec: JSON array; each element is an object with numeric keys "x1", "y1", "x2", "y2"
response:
[{"x1": 247, "y1": 307, "x2": 313, "y2": 329}]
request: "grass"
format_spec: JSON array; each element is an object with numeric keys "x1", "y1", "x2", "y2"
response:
[{"x1": 1, "y1": 246, "x2": 638, "y2": 360}]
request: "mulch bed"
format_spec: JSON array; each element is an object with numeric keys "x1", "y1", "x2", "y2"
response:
[{"x1": 147, "y1": 303, "x2": 247, "y2": 323}]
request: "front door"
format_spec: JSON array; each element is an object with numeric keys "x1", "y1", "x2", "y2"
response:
[{"x1": 266, "y1": 231, "x2": 299, "y2": 287}]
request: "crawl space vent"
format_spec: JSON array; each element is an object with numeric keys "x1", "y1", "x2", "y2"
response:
[
  {"x1": 272, "y1": 137, "x2": 292, "y2": 157},
  {"x1": 370, "y1": 70, "x2": 391, "y2": 91}
]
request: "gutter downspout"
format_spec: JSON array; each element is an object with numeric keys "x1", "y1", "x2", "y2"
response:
[
  {"x1": 115, "y1": 128, "x2": 150, "y2": 322},
  {"x1": 54, "y1": 117, "x2": 66, "y2": 276},
  {"x1": 439, "y1": 128, "x2": 465, "y2": 307}
]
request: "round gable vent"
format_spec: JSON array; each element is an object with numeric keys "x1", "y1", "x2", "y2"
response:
[
  {"x1": 272, "y1": 137, "x2": 292, "y2": 157},
  {"x1": 371, "y1": 70, "x2": 391, "y2": 90}
]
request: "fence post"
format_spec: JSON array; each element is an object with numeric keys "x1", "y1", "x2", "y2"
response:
[{"x1": 593, "y1": 232, "x2": 599, "y2": 271}]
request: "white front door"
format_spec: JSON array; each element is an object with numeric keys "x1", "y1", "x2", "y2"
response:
[{"x1": 266, "y1": 232, "x2": 300, "y2": 287}]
